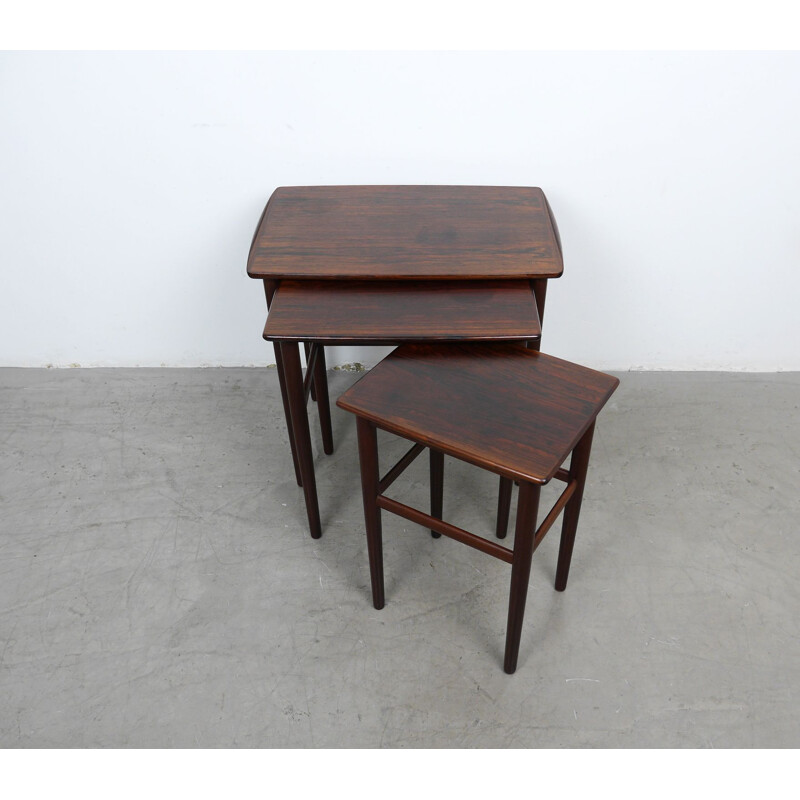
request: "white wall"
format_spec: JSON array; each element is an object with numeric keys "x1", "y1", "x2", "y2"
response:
[{"x1": 1, "y1": 51, "x2": 798, "y2": 370}]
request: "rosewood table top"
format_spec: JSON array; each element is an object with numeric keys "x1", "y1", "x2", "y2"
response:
[
  {"x1": 337, "y1": 342, "x2": 619, "y2": 485},
  {"x1": 247, "y1": 185, "x2": 563, "y2": 282},
  {"x1": 263, "y1": 279, "x2": 541, "y2": 344}
]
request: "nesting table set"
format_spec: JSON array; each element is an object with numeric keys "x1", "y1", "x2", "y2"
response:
[{"x1": 247, "y1": 186, "x2": 618, "y2": 673}]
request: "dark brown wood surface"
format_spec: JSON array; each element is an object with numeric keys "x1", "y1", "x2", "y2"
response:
[
  {"x1": 555, "y1": 420, "x2": 596, "y2": 592},
  {"x1": 337, "y1": 343, "x2": 619, "y2": 485},
  {"x1": 504, "y1": 481, "x2": 542, "y2": 673},
  {"x1": 247, "y1": 186, "x2": 563, "y2": 280},
  {"x1": 263, "y1": 280, "x2": 541, "y2": 343},
  {"x1": 277, "y1": 341, "x2": 322, "y2": 538}
]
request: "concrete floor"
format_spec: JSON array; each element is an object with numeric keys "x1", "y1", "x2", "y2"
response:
[{"x1": 1, "y1": 366, "x2": 798, "y2": 748}]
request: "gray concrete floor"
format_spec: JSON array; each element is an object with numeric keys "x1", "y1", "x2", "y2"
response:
[{"x1": 1, "y1": 367, "x2": 798, "y2": 748}]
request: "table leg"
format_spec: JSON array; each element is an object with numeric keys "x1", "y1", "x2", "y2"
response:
[
  {"x1": 357, "y1": 417, "x2": 385, "y2": 609},
  {"x1": 312, "y1": 345, "x2": 334, "y2": 455},
  {"x1": 430, "y1": 448, "x2": 444, "y2": 538},
  {"x1": 264, "y1": 278, "x2": 302, "y2": 486},
  {"x1": 273, "y1": 343, "x2": 303, "y2": 487},
  {"x1": 530, "y1": 279, "x2": 547, "y2": 352},
  {"x1": 504, "y1": 480, "x2": 541, "y2": 674},
  {"x1": 303, "y1": 342, "x2": 317, "y2": 402},
  {"x1": 555, "y1": 420, "x2": 595, "y2": 592},
  {"x1": 277, "y1": 341, "x2": 322, "y2": 539},
  {"x1": 495, "y1": 476, "x2": 513, "y2": 539}
]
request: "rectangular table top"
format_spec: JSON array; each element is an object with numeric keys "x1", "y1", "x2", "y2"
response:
[
  {"x1": 247, "y1": 185, "x2": 563, "y2": 281},
  {"x1": 263, "y1": 279, "x2": 541, "y2": 344},
  {"x1": 337, "y1": 343, "x2": 619, "y2": 485}
]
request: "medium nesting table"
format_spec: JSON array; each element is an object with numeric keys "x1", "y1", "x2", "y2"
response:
[{"x1": 247, "y1": 185, "x2": 563, "y2": 538}]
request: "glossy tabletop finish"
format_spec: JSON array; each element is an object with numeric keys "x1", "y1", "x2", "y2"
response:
[
  {"x1": 263, "y1": 280, "x2": 541, "y2": 343},
  {"x1": 247, "y1": 185, "x2": 563, "y2": 281},
  {"x1": 337, "y1": 343, "x2": 619, "y2": 485}
]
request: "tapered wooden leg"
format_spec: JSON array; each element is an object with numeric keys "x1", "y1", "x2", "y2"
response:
[
  {"x1": 273, "y1": 343, "x2": 303, "y2": 487},
  {"x1": 279, "y1": 341, "x2": 322, "y2": 539},
  {"x1": 555, "y1": 421, "x2": 595, "y2": 592},
  {"x1": 496, "y1": 476, "x2": 513, "y2": 539},
  {"x1": 303, "y1": 342, "x2": 317, "y2": 402},
  {"x1": 504, "y1": 481, "x2": 541, "y2": 674},
  {"x1": 357, "y1": 417, "x2": 384, "y2": 609},
  {"x1": 430, "y1": 449, "x2": 444, "y2": 538},
  {"x1": 312, "y1": 344, "x2": 334, "y2": 455},
  {"x1": 530, "y1": 279, "x2": 548, "y2": 352},
  {"x1": 264, "y1": 280, "x2": 302, "y2": 487}
]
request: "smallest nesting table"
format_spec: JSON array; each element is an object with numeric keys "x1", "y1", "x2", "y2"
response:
[{"x1": 337, "y1": 342, "x2": 619, "y2": 673}]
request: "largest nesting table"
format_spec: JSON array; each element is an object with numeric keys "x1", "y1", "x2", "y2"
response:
[{"x1": 247, "y1": 186, "x2": 563, "y2": 539}]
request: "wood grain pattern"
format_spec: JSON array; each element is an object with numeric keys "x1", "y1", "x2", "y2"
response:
[
  {"x1": 337, "y1": 343, "x2": 619, "y2": 485},
  {"x1": 263, "y1": 279, "x2": 541, "y2": 343},
  {"x1": 247, "y1": 186, "x2": 563, "y2": 280}
]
